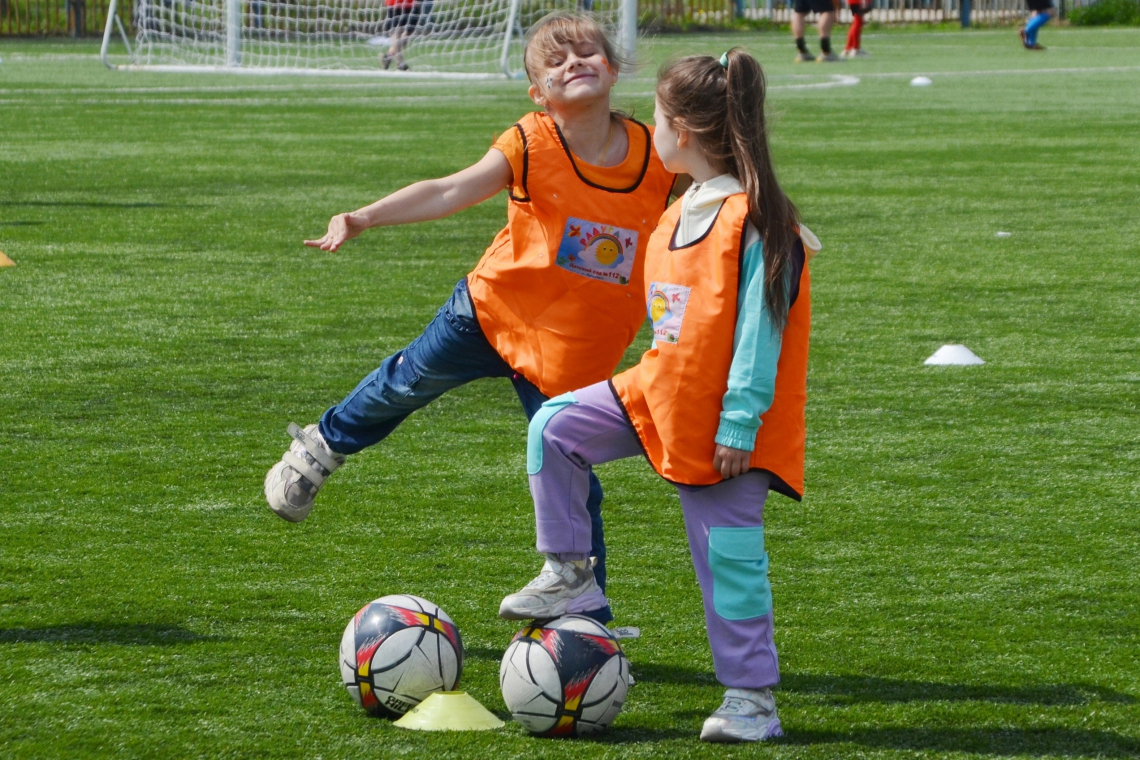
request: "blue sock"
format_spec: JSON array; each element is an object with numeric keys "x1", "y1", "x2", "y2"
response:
[{"x1": 1026, "y1": 12, "x2": 1050, "y2": 46}]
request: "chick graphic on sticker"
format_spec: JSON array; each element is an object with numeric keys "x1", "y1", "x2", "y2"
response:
[
  {"x1": 648, "y1": 282, "x2": 691, "y2": 345},
  {"x1": 556, "y1": 217, "x2": 638, "y2": 285}
]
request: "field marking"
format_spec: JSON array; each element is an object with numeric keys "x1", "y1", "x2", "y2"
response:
[
  {"x1": 0, "y1": 94, "x2": 527, "y2": 106},
  {"x1": 774, "y1": 74, "x2": 861, "y2": 90},
  {"x1": 0, "y1": 79, "x2": 510, "y2": 96},
  {"x1": 3, "y1": 65, "x2": 1138, "y2": 105},
  {"x1": 856, "y1": 64, "x2": 1140, "y2": 79}
]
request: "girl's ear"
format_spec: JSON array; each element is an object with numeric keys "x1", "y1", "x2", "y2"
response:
[
  {"x1": 675, "y1": 127, "x2": 691, "y2": 150},
  {"x1": 528, "y1": 83, "x2": 546, "y2": 107}
]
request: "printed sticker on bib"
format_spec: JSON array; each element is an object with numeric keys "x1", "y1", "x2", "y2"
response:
[
  {"x1": 647, "y1": 282, "x2": 692, "y2": 345},
  {"x1": 556, "y1": 218, "x2": 638, "y2": 285}
]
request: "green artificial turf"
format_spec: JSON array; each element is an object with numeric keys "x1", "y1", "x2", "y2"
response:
[{"x1": 2, "y1": 26, "x2": 1139, "y2": 759}]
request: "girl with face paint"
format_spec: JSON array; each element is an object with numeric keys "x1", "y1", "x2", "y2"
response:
[{"x1": 267, "y1": 14, "x2": 681, "y2": 629}]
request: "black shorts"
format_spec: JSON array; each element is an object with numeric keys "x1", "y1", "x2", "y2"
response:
[
  {"x1": 384, "y1": 5, "x2": 419, "y2": 32},
  {"x1": 1026, "y1": 0, "x2": 1054, "y2": 11},
  {"x1": 794, "y1": 0, "x2": 838, "y2": 14}
]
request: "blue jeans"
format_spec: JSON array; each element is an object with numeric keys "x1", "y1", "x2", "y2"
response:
[{"x1": 319, "y1": 279, "x2": 612, "y2": 623}]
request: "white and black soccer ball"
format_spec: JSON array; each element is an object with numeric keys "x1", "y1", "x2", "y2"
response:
[
  {"x1": 339, "y1": 594, "x2": 463, "y2": 718},
  {"x1": 500, "y1": 614, "x2": 629, "y2": 737}
]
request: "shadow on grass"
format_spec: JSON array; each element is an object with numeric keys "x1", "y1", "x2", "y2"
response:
[
  {"x1": 0, "y1": 220, "x2": 44, "y2": 226},
  {"x1": 0, "y1": 622, "x2": 217, "y2": 646},
  {"x1": 631, "y1": 663, "x2": 1136, "y2": 706},
  {"x1": 579, "y1": 725, "x2": 695, "y2": 744},
  {"x1": 459, "y1": 654, "x2": 1138, "y2": 752},
  {"x1": 781, "y1": 727, "x2": 1140, "y2": 758},
  {"x1": 783, "y1": 672, "x2": 1137, "y2": 707}
]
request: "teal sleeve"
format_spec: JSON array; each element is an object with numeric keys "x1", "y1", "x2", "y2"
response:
[{"x1": 715, "y1": 237, "x2": 782, "y2": 452}]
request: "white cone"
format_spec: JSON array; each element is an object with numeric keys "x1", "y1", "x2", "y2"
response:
[
  {"x1": 924, "y1": 345, "x2": 984, "y2": 366},
  {"x1": 911, "y1": 76, "x2": 932, "y2": 86}
]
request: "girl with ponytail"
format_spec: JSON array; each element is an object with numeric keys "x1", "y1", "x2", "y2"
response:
[{"x1": 500, "y1": 48, "x2": 819, "y2": 742}]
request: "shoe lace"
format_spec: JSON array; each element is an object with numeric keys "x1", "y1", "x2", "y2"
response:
[
  {"x1": 717, "y1": 696, "x2": 753, "y2": 715},
  {"x1": 717, "y1": 689, "x2": 774, "y2": 717},
  {"x1": 522, "y1": 569, "x2": 563, "y2": 590}
]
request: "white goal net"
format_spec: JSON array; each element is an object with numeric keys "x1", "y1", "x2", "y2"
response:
[{"x1": 102, "y1": 0, "x2": 635, "y2": 77}]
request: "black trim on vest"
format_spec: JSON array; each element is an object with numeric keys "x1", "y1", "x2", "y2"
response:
[
  {"x1": 609, "y1": 380, "x2": 802, "y2": 499},
  {"x1": 668, "y1": 200, "x2": 728, "y2": 251},
  {"x1": 552, "y1": 118, "x2": 652, "y2": 194},
  {"x1": 788, "y1": 238, "x2": 806, "y2": 308},
  {"x1": 507, "y1": 122, "x2": 531, "y2": 203},
  {"x1": 607, "y1": 378, "x2": 656, "y2": 470},
  {"x1": 757, "y1": 469, "x2": 803, "y2": 501},
  {"x1": 735, "y1": 216, "x2": 749, "y2": 324}
]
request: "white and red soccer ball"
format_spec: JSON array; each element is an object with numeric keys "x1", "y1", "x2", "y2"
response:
[
  {"x1": 339, "y1": 594, "x2": 463, "y2": 718},
  {"x1": 499, "y1": 615, "x2": 630, "y2": 736}
]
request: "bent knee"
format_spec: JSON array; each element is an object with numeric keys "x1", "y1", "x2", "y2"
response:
[{"x1": 526, "y1": 392, "x2": 577, "y2": 475}]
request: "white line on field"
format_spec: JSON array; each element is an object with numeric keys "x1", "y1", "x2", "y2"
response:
[
  {"x1": 856, "y1": 64, "x2": 1140, "y2": 79},
  {"x1": 0, "y1": 79, "x2": 511, "y2": 96},
  {"x1": 2, "y1": 64, "x2": 1136, "y2": 103},
  {"x1": 0, "y1": 94, "x2": 526, "y2": 106}
]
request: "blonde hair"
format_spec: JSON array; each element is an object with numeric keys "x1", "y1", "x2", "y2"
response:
[{"x1": 523, "y1": 12, "x2": 624, "y2": 87}]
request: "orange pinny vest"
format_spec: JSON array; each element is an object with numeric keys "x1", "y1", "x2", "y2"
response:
[
  {"x1": 467, "y1": 112, "x2": 675, "y2": 398},
  {"x1": 610, "y1": 194, "x2": 811, "y2": 499}
]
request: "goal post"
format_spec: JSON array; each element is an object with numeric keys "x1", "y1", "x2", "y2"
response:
[{"x1": 101, "y1": 0, "x2": 638, "y2": 78}]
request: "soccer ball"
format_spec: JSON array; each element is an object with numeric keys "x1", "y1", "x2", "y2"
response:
[
  {"x1": 339, "y1": 594, "x2": 463, "y2": 718},
  {"x1": 499, "y1": 614, "x2": 630, "y2": 737}
]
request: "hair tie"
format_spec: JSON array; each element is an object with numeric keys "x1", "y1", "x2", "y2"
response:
[{"x1": 718, "y1": 52, "x2": 730, "y2": 68}]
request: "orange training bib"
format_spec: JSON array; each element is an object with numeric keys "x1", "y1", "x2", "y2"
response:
[
  {"x1": 467, "y1": 112, "x2": 676, "y2": 397},
  {"x1": 611, "y1": 194, "x2": 811, "y2": 499}
]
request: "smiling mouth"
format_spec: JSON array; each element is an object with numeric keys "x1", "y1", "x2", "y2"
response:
[{"x1": 565, "y1": 73, "x2": 596, "y2": 85}]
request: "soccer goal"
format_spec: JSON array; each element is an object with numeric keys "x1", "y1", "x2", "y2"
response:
[{"x1": 100, "y1": 0, "x2": 637, "y2": 78}]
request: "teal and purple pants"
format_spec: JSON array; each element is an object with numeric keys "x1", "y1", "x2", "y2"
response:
[{"x1": 528, "y1": 381, "x2": 779, "y2": 689}]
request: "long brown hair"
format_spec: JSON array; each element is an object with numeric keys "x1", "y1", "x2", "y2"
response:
[{"x1": 656, "y1": 49, "x2": 800, "y2": 331}]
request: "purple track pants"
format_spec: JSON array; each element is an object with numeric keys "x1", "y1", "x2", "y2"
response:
[{"x1": 528, "y1": 381, "x2": 779, "y2": 689}]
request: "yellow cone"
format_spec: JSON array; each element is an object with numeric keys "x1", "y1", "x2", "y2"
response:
[
  {"x1": 393, "y1": 691, "x2": 504, "y2": 732},
  {"x1": 0, "y1": 251, "x2": 14, "y2": 268}
]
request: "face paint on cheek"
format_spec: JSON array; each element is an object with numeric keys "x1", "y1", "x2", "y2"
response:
[{"x1": 545, "y1": 75, "x2": 553, "y2": 89}]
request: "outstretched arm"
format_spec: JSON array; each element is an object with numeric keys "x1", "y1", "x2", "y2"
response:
[{"x1": 304, "y1": 148, "x2": 513, "y2": 252}]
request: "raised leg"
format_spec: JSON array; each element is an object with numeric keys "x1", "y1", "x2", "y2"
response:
[
  {"x1": 319, "y1": 278, "x2": 512, "y2": 455},
  {"x1": 528, "y1": 382, "x2": 643, "y2": 557}
]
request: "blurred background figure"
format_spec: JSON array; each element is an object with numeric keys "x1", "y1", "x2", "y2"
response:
[
  {"x1": 843, "y1": 0, "x2": 872, "y2": 57},
  {"x1": 791, "y1": 0, "x2": 839, "y2": 62},
  {"x1": 383, "y1": 0, "x2": 421, "y2": 70},
  {"x1": 1020, "y1": 0, "x2": 1054, "y2": 50}
]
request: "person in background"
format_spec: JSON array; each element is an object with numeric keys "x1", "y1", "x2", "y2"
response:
[
  {"x1": 1020, "y1": 0, "x2": 1054, "y2": 51},
  {"x1": 382, "y1": 0, "x2": 419, "y2": 71},
  {"x1": 792, "y1": 0, "x2": 839, "y2": 62},
  {"x1": 842, "y1": 0, "x2": 873, "y2": 58}
]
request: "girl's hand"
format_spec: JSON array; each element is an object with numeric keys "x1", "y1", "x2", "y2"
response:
[
  {"x1": 713, "y1": 445, "x2": 750, "y2": 479},
  {"x1": 305, "y1": 212, "x2": 367, "y2": 252}
]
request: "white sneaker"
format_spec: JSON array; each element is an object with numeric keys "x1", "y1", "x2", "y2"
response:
[
  {"x1": 264, "y1": 422, "x2": 345, "y2": 523},
  {"x1": 498, "y1": 555, "x2": 608, "y2": 620},
  {"x1": 846, "y1": 48, "x2": 871, "y2": 57},
  {"x1": 700, "y1": 687, "x2": 783, "y2": 743}
]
